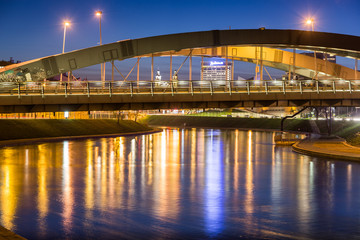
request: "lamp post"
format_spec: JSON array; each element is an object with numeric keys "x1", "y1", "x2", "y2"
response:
[
  {"x1": 306, "y1": 18, "x2": 317, "y2": 79},
  {"x1": 96, "y1": 11, "x2": 105, "y2": 86},
  {"x1": 60, "y1": 21, "x2": 70, "y2": 83},
  {"x1": 306, "y1": 18, "x2": 314, "y2": 31}
]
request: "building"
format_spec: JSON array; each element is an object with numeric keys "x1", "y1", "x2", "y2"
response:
[
  {"x1": 0, "y1": 57, "x2": 21, "y2": 69},
  {"x1": 201, "y1": 59, "x2": 232, "y2": 85}
]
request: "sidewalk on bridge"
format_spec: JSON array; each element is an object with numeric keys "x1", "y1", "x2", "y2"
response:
[{"x1": 292, "y1": 136, "x2": 360, "y2": 161}]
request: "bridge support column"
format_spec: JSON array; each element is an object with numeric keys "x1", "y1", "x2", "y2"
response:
[
  {"x1": 170, "y1": 54, "x2": 172, "y2": 82},
  {"x1": 327, "y1": 107, "x2": 332, "y2": 136},
  {"x1": 151, "y1": 54, "x2": 154, "y2": 82},
  {"x1": 260, "y1": 46, "x2": 263, "y2": 85},
  {"x1": 137, "y1": 57, "x2": 140, "y2": 88},
  {"x1": 201, "y1": 56, "x2": 204, "y2": 81},
  {"x1": 189, "y1": 51, "x2": 192, "y2": 92},
  {"x1": 231, "y1": 57, "x2": 234, "y2": 89},
  {"x1": 314, "y1": 107, "x2": 319, "y2": 120},
  {"x1": 189, "y1": 52, "x2": 192, "y2": 82},
  {"x1": 292, "y1": 48, "x2": 296, "y2": 80},
  {"x1": 111, "y1": 60, "x2": 114, "y2": 82}
]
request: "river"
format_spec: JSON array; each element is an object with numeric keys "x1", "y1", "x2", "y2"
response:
[{"x1": 0, "y1": 128, "x2": 359, "y2": 239}]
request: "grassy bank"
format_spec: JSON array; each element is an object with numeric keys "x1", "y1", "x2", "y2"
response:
[
  {"x1": 142, "y1": 115, "x2": 360, "y2": 144},
  {"x1": 0, "y1": 119, "x2": 153, "y2": 142}
]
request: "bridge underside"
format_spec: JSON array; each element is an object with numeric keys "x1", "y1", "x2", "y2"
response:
[{"x1": 1, "y1": 92, "x2": 360, "y2": 113}]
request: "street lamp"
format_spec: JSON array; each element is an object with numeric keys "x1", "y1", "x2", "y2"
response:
[
  {"x1": 95, "y1": 11, "x2": 105, "y2": 85},
  {"x1": 306, "y1": 18, "x2": 314, "y2": 31},
  {"x1": 61, "y1": 21, "x2": 70, "y2": 82},
  {"x1": 306, "y1": 18, "x2": 317, "y2": 79}
]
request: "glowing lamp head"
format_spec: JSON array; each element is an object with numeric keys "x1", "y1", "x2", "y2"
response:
[
  {"x1": 306, "y1": 19, "x2": 313, "y2": 25},
  {"x1": 64, "y1": 21, "x2": 70, "y2": 27},
  {"x1": 96, "y1": 11, "x2": 102, "y2": 17}
]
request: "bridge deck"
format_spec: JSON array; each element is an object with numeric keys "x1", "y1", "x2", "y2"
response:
[{"x1": 0, "y1": 80, "x2": 358, "y2": 113}]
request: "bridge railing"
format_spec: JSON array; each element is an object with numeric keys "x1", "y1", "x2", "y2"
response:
[{"x1": 0, "y1": 79, "x2": 359, "y2": 97}]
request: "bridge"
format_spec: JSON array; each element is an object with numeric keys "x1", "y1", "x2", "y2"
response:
[{"x1": 0, "y1": 29, "x2": 359, "y2": 113}]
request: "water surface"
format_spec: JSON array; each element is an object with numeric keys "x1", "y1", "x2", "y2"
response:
[{"x1": 0, "y1": 128, "x2": 360, "y2": 239}]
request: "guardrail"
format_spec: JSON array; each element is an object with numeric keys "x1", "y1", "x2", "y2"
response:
[{"x1": 0, "y1": 79, "x2": 358, "y2": 98}]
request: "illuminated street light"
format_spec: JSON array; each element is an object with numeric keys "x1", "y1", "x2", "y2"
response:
[
  {"x1": 96, "y1": 11, "x2": 105, "y2": 85},
  {"x1": 306, "y1": 18, "x2": 317, "y2": 79},
  {"x1": 306, "y1": 18, "x2": 314, "y2": 31},
  {"x1": 62, "y1": 21, "x2": 70, "y2": 53},
  {"x1": 61, "y1": 21, "x2": 70, "y2": 82}
]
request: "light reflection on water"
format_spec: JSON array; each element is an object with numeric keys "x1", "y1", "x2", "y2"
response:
[{"x1": 0, "y1": 128, "x2": 360, "y2": 239}]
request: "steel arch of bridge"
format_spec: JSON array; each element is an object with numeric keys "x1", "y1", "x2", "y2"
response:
[{"x1": 1, "y1": 29, "x2": 360, "y2": 82}]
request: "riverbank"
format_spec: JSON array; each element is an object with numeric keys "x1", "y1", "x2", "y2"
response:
[
  {"x1": 0, "y1": 119, "x2": 157, "y2": 147},
  {"x1": 0, "y1": 225, "x2": 26, "y2": 240},
  {"x1": 293, "y1": 137, "x2": 360, "y2": 161}
]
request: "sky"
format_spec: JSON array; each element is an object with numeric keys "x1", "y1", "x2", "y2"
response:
[{"x1": 1, "y1": 0, "x2": 360, "y2": 80}]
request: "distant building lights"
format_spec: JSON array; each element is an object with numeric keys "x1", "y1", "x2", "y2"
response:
[
  {"x1": 64, "y1": 111, "x2": 69, "y2": 119},
  {"x1": 210, "y1": 61, "x2": 224, "y2": 66}
]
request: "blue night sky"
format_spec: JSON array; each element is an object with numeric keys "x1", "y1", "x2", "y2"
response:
[{"x1": 1, "y1": 0, "x2": 360, "y2": 80}]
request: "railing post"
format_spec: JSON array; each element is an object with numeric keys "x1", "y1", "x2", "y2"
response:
[
  {"x1": 299, "y1": 81, "x2": 303, "y2": 94},
  {"x1": 171, "y1": 82, "x2": 174, "y2": 96},
  {"x1": 109, "y1": 82, "x2": 112, "y2": 97},
  {"x1": 349, "y1": 80, "x2": 352, "y2": 93},
  {"x1": 282, "y1": 81, "x2": 286, "y2": 94},
  {"x1": 246, "y1": 81, "x2": 250, "y2": 95},
  {"x1": 17, "y1": 83, "x2": 21, "y2": 99},
  {"x1": 228, "y1": 80, "x2": 232, "y2": 95},
  {"x1": 210, "y1": 81, "x2": 213, "y2": 95},
  {"x1": 130, "y1": 82, "x2": 133, "y2": 97},
  {"x1": 65, "y1": 82, "x2": 68, "y2": 98},
  {"x1": 265, "y1": 81, "x2": 268, "y2": 95},
  {"x1": 190, "y1": 81, "x2": 194, "y2": 96},
  {"x1": 332, "y1": 80, "x2": 336, "y2": 94},
  {"x1": 87, "y1": 82, "x2": 90, "y2": 97},
  {"x1": 316, "y1": 80, "x2": 319, "y2": 94},
  {"x1": 151, "y1": 82, "x2": 154, "y2": 96}
]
